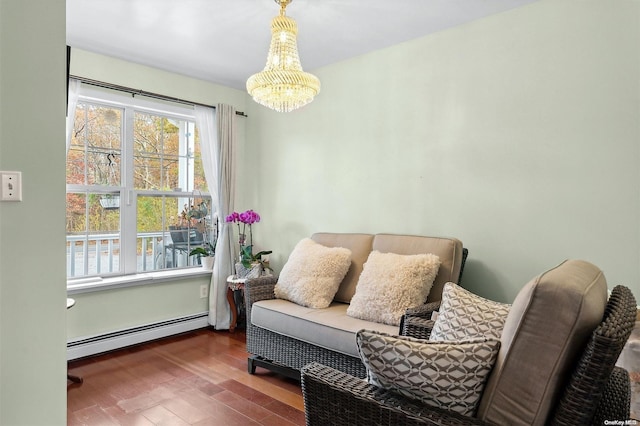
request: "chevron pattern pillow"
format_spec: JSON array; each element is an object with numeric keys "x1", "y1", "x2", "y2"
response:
[
  {"x1": 357, "y1": 330, "x2": 500, "y2": 416},
  {"x1": 429, "y1": 282, "x2": 511, "y2": 342}
]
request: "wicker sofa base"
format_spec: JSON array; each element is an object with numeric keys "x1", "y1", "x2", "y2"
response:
[
  {"x1": 244, "y1": 274, "x2": 369, "y2": 379},
  {"x1": 248, "y1": 355, "x2": 299, "y2": 380},
  {"x1": 246, "y1": 320, "x2": 367, "y2": 379}
]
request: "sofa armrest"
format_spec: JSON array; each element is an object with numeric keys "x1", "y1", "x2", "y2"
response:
[
  {"x1": 398, "y1": 301, "x2": 440, "y2": 337},
  {"x1": 301, "y1": 362, "x2": 487, "y2": 426},
  {"x1": 400, "y1": 316, "x2": 436, "y2": 340},
  {"x1": 244, "y1": 275, "x2": 278, "y2": 330},
  {"x1": 405, "y1": 301, "x2": 441, "y2": 319},
  {"x1": 244, "y1": 275, "x2": 278, "y2": 307}
]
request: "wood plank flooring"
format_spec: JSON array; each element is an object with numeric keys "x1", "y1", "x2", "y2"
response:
[{"x1": 67, "y1": 329, "x2": 305, "y2": 425}]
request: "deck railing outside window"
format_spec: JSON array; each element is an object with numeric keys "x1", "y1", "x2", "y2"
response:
[{"x1": 66, "y1": 232, "x2": 202, "y2": 278}]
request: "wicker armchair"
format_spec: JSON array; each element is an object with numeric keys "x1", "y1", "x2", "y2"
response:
[{"x1": 302, "y1": 276, "x2": 636, "y2": 425}]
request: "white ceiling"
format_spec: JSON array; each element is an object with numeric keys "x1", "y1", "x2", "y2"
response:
[{"x1": 67, "y1": 0, "x2": 538, "y2": 91}]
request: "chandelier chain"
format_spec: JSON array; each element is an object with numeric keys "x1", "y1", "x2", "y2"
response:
[{"x1": 276, "y1": 0, "x2": 291, "y2": 16}]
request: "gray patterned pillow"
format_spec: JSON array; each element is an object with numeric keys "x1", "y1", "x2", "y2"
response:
[
  {"x1": 429, "y1": 282, "x2": 511, "y2": 342},
  {"x1": 356, "y1": 330, "x2": 500, "y2": 416}
]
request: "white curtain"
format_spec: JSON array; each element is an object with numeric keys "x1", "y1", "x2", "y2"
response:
[
  {"x1": 195, "y1": 104, "x2": 236, "y2": 329},
  {"x1": 66, "y1": 78, "x2": 81, "y2": 155}
]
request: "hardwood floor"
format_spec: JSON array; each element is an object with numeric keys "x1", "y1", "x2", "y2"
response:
[{"x1": 67, "y1": 329, "x2": 305, "y2": 425}]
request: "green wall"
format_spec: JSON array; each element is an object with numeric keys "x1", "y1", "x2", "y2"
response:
[
  {"x1": 0, "y1": 0, "x2": 67, "y2": 424},
  {"x1": 68, "y1": 278, "x2": 211, "y2": 339},
  {"x1": 244, "y1": 0, "x2": 640, "y2": 303}
]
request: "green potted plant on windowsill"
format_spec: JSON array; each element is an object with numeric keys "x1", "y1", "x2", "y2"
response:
[{"x1": 189, "y1": 242, "x2": 215, "y2": 270}]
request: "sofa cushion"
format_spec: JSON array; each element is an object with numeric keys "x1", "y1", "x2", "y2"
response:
[
  {"x1": 477, "y1": 259, "x2": 608, "y2": 425},
  {"x1": 357, "y1": 330, "x2": 501, "y2": 416},
  {"x1": 346, "y1": 251, "x2": 441, "y2": 326},
  {"x1": 372, "y1": 234, "x2": 464, "y2": 303},
  {"x1": 430, "y1": 282, "x2": 511, "y2": 342},
  {"x1": 311, "y1": 233, "x2": 375, "y2": 303},
  {"x1": 274, "y1": 238, "x2": 352, "y2": 309},
  {"x1": 251, "y1": 299, "x2": 398, "y2": 357}
]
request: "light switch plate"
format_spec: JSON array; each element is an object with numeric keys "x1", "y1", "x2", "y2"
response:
[{"x1": 1, "y1": 171, "x2": 22, "y2": 201}]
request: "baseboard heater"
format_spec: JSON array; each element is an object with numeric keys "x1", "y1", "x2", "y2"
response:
[{"x1": 67, "y1": 312, "x2": 209, "y2": 361}]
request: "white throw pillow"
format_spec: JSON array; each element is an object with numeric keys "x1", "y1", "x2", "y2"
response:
[
  {"x1": 346, "y1": 251, "x2": 440, "y2": 326},
  {"x1": 357, "y1": 330, "x2": 501, "y2": 416},
  {"x1": 274, "y1": 238, "x2": 352, "y2": 309},
  {"x1": 429, "y1": 282, "x2": 511, "y2": 342}
]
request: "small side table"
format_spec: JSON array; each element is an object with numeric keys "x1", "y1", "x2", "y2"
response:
[{"x1": 226, "y1": 275, "x2": 246, "y2": 333}]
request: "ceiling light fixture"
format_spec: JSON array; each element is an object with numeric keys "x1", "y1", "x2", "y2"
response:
[{"x1": 246, "y1": 0, "x2": 320, "y2": 112}]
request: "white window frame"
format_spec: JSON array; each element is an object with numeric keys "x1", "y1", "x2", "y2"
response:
[{"x1": 67, "y1": 86, "x2": 212, "y2": 292}]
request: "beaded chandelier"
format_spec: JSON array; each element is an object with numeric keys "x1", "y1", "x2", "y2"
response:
[{"x1": 246, "y1": 0, "x2": 320, "y2": 113}]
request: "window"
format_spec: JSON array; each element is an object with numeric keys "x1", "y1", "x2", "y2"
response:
[{"x1": 66, "y1": 87, "x2": 214, "y2": 280}]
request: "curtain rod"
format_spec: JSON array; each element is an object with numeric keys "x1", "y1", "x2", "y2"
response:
[{"x1": 69, "y1": 75, "x2": 248, "y2": 118}]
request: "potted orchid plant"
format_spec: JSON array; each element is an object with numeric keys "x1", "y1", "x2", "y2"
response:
[{"x1": 226, "y1": 209, "x2": 272, "y2": 278}]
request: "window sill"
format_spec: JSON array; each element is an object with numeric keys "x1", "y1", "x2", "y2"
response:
[{"x1": 67, "y1": 268, "x2": 212, "y2": 295}]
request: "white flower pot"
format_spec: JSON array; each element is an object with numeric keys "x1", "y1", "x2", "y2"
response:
[{"x1": 201, "y1": 256, "x2": 215, "y2": 270}]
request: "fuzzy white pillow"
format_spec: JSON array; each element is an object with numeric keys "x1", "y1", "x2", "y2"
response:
[
  {"x1": 347, "y1": 251, "x2": 440, "y2": 326},
  {"x1": 274, "y1": 238, "x2": 352, "y2": 309}
]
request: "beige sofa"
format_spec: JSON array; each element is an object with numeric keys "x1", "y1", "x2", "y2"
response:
[{"x1": 244, "y1": 232, "x2": 466, "y2": 379}]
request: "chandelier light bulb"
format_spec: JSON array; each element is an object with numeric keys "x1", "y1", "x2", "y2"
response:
[{"x1": 246, "y1": 0, "x2": 321, "y2": 112}]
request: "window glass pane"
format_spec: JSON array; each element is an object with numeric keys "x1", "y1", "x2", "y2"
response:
[
  {"x1": 89, "y1": 193, "x2": 120, "y2": 233},
  {"x1": 134, "y1": 113, "x2": 180, "y2": 190},
  {"x1": 193, "y1": 125, "x2": 206, "y2": 192},
  {"x1": 66, "y1": 192, "x2": 86, "y2": 235},
  {"x1": 67, "y1": 105, "x2": 88, "y2": 185},
  {"x1": 66, "y1": 193, "x2": 88, "y2": 278},
  {"x1": 67, "y1": 103, "x2": 122, "y2": 186},
  {"x1": 136, "y1": 195, "x2": 212, "y2": 272},
  {"x1": 66, "y1": 191, "x2": 121, "y2": 278},
  {"x1": 93, "y1": 192, "x2": 120, "y2": 276},
  {"x1": 137, "y1": 195, "x2": 169, "y2": 271},
  {"x1": 133, "y1": 113, "x2": 206, "y2": 192},
  {"x1": 87, "y1": 106, "x2": 122, "y2": 186}
]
